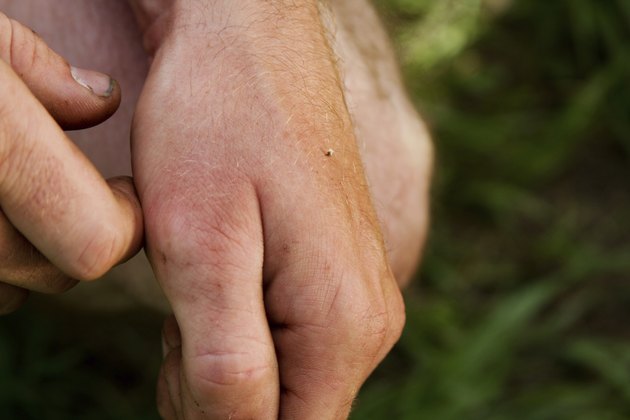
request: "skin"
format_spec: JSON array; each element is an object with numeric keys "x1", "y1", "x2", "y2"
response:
[
  {"x1": 0, "y1": 13, "x2": 143, "y2": 313},
  {"x1": 136, "y1": 2, "x2": 405, "y2": 418},
  {"x1": 0, "y1": 0, "x2": 432, "y2": 418}
]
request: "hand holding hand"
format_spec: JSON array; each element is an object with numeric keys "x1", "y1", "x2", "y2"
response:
[{"x1": 0, "y1": 13, "x2": 143, "y2": 314}]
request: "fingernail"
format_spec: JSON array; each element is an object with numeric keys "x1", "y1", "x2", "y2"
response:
[{"x1": 70, "y1": 66, "x2": 115, "y2": 97}]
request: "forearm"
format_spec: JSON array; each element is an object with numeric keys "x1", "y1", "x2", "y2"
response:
[{"x1": 129, "y1": 0, "x2": 330, "y2": 62}]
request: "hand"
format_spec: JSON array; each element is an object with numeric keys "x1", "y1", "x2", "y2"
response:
[
  {"x1": 131, "y1": 1, "x2": 405, "y2": 418},
  {"x1": 0, "y1": 13, "x2": 143, "y2": 314}
]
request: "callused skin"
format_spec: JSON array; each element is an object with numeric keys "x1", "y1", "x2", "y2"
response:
[{"x1": 131, "y1": 1, "x2": 406, "y2": 418}]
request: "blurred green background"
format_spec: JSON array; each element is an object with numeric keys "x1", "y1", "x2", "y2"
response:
[{"x1": 2, "y1": 0, "x2": 630, "y2": 418}]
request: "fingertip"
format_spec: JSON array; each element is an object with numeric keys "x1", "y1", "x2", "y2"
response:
[
  {"x1": 49, "y1": 67, "x2": 122, "y2": 130},
  {"x1": 156, "y1": 374, "x2": 171, "y2": 419},
  {"x1": 160, "y1": 346, "x2": 184, "y2": 418},
  {"x1": 157, "y1": 356, "x2": 180, "y2": 420},
  {"x1": 0, "y1": 14, "x2": 122, "y2": 130},
  {"x1": 162, "y1": 315, "x2": 182, "y2": 355},
  {"x1": 107, "y1": 176, "x2": 144, "y2": 264},
  {"x1": 66, "y1": 177, "x2": 143, "y2": 280}
]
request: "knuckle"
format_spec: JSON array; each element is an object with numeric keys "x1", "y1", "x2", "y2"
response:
[
  {"x1": 71, "y1": 229, "x2": 119, "y2": 281},
  {"x1": 145, "y1": 191, "x2": 259, "y2": 268},
  {"x1": 190, "y1": 349, "x2": 273, "y2": 390},
  {"x1": 329, "y1": 268, "x2": 405, "y2": 358},
  {"x1": 355, "y1": 298, "x2": 391, "y2": 355},
  {"x1": 0, "y1": 14, "x2": 39, "y2": 74},
  {"x1": 373, "y1": 273, "x2": 406, "y2": 353},
  {"x1": 388, "y1": 288, "x2": 406, "y2": 345}
]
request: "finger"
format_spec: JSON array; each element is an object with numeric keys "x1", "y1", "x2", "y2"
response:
[
  {"x1": 158, "y1": 317, "x2": 183, "y2": 419},
  {"x1": 0, "y1": 176, "x2": 141, "y2": 292},
  {"x1": 0, "y1": 61, "x2": 143, "y2": 281},
  {"x1": 161, "y1": 315, "x2": 182, "y2": 356},
  {"x1": 144, "y1": 182, "x2": 279, "y2": 419},
  {"x1": 158, "y1": 347, "x2": 184, "y2": 420},
  {"x1": 260, "y1": 186, "x2": 405, "y2": 419},
  {"x1": 0, "y1": 208, "x2": 76, "y2": 293},
  {"x1": 0, "y1": 12, "x2": 121, "y2": 130},
  {"x1": 0, "y1": 281, "x2": 29, "y2": 315},
  {"x1": 106, "y1": 176, "x2": 145, "y2": 264}
]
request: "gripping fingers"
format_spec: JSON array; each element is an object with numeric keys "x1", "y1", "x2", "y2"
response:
[
  {"x1": 0, "y1": 60, "x2": 143, "y2": 282},
  {"x1": 0, "y1": 12, "x2": 121, "y2": 129},
  {"x1": 0, "y1": 13, "x2": 130, "y2": 314},
  {"x1": 0, "y1": 176, "x2": 141, "y2": 315}
]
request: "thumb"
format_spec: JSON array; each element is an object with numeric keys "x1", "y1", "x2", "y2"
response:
[{"x1": 0, "y1": 12, "x2": 121, "y2": 130}]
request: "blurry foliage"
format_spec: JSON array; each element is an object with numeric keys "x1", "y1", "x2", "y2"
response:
[
  {"x1": 2, "y1": 0, "x2": 630, "y2": 419},
  {"x1": 352, "y1": 0, "x2": 630, "y2": 419},
  {"x1": 0, "y1": 303, "x2": 162, "y2": 419}
]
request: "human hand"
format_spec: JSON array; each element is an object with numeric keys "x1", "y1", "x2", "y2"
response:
[
  {"x1": 130, "y1": 1, "x2": 405, "y2": 418},
  {"x1": 0, "y1": 13, "x2": 143, "y2": 314}
]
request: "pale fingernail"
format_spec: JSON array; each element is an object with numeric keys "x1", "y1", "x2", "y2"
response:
[{"x1": 70, "y1": 66, "x2": 115, "y2": 97}]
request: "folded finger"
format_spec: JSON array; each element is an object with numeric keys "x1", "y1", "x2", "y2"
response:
[
  {"x1": 261, "y1": 188, "x2": 405, "y2": 419},
  {"x1": 159, "y1": 347, "x2": 184, "y2": 420},
  {"x1": 143, "y1": 182, "x2": 279, "y2": 419},
  {"x1": 0, "y1": 60, "x2": 143, "y2": 281},
  {"x1": 0, "y1": 208, "x2": 76, "y2": 293}
]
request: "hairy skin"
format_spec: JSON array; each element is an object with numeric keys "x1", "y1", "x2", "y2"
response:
[
  {"x1": 0, "y1": 0, "x2": 432, "y2": 418},
  {"x1": 132, "y1": 2, "x2": 406, "y2": 417}
]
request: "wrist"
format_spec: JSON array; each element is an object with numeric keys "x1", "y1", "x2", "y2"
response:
[
  {"x1": 129, "y1": 0, "x2": 322, "y2": 55},
  {"x1": 133, "y1": 0, "x2": 354, "y2": 151}
]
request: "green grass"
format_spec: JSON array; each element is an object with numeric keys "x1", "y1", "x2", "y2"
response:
[{"x1": 2, "y1": 0, "x2": 630, "y2": 418}]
